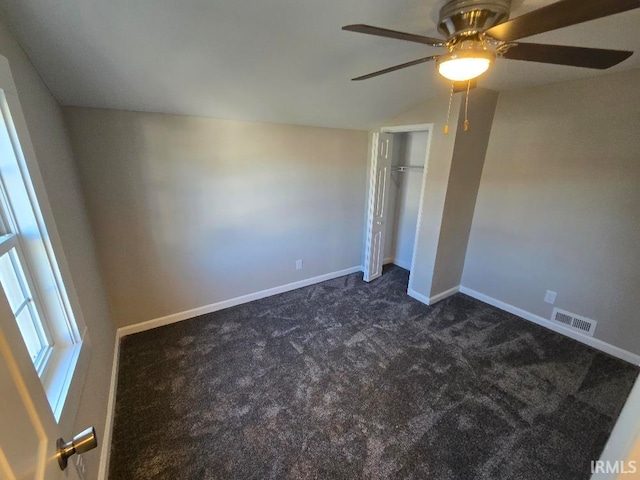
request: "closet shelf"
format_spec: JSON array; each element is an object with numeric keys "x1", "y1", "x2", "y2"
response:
[{"x1": 391, "y1": 165, "x2": 424, "y2": 172}]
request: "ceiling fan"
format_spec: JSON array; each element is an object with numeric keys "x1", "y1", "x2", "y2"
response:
[{"x1": 343, "y1": 0, "x2": 639, "y2": 84}]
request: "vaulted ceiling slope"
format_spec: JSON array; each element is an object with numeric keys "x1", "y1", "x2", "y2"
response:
[{"x1": 0, "y1": 0, "x2": 639, "y2": 130}]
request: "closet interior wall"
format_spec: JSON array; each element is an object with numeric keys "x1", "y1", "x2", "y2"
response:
[{"x1": 384, "y1": 131, "x2": 428, "y2": 271}]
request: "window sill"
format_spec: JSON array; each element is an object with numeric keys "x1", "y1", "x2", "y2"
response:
[{"x1": 40, "y1": 339, "x2": 83, "y2": 421}]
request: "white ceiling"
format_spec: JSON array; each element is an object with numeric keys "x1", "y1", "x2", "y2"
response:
[{"x1": 0, "y1": 0, "x2": 639, "y2": 130}]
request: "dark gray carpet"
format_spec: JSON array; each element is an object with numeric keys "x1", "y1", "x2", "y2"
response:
[{"x1": 109, "y1": 266, "x2": 638, "y2": 479}]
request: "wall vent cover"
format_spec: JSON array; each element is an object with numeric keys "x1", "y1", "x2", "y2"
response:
[{"x1": 551, "y1": 308, "x2": 597, "y2": 337}]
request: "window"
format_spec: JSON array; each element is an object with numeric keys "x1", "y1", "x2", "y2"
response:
[
  {"x1": 0, "y1": 88, "x2": 83, "y2": 420},
  {"x1": 0, "y1": 239, "x2": 50, "y2": 369}
]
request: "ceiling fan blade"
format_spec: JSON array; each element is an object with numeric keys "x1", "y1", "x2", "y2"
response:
[
  {"x1": 485, "y1": 0, "x2": 640, "y2": 42},
  {"x1": 342, "y1": 24, "x2": 445, "y2": 47},
  {"x1": 502, "y1": 42, "x2": 633, "y2": 69},
  {"x1": 352, "y1": 56, "x2": 439, "y2": 81}
]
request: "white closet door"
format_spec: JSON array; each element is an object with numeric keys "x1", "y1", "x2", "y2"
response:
[
  {"x1": 363, "y1": 132, "x2": 393, "y2": 282},
  {"x1": 0, "y1": 286, "x2": 67, "y2": 480}
]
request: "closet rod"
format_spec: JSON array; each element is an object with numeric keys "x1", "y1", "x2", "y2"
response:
[{"x1": 391, "y1": 165, "x2": 424, "y2": 172}]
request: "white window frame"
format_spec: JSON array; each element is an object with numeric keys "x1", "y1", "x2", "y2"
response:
[
  {"x1": 0, "y1": 56, "x2": 89, "y2": 422},
  {"x1": 0, "y1": 232, "x2": 53, "y2": 371}
]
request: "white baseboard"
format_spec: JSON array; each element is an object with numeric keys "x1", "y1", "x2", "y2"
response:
[
  {"x1": 430, "y1": 286, "x2": 460, "y2": 305},
  {"x1": 383, "y1": 257, "x2": 412, "y2": 271},
  {"x1": 407, "y1": 285, "x2": 460, "y2": 306},
  {"x1": 97, "y1": 332, "x2": 120, "y2": 480},
  {"x1": 393, "y1": 258, "x2": 412, "y2": 271},
  {"x1": 407, "y1": 287, "x2": 431, "y2": 305},
  {"x1": 459, "y1": 286, "x2": 640, "y2": 366},
  {"x1": 118, "y1": 266, "x2": 363, "y2": 337}
]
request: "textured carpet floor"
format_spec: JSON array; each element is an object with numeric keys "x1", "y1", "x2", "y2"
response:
[{"x1": 110, "y1": 266, "x2": 638, "y2": 479}]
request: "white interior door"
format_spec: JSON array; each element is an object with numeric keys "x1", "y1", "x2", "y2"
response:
[
  {"x1": 363, "y1": 132, "x2": 393, "y2": 282},
  {"x1": 0, "y1": 287, "x2": 66, "y2": 480}
]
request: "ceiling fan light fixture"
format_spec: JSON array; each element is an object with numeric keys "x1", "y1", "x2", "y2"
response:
[{"x1": 437, "y1": 49, "x2": 495, "y2": 82}]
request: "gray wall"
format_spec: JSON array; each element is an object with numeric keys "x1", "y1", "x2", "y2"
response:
[
  {"x1": 432, "y1": 89, "x2": 499, "y2": 294},
  {"x1": 64, "y1": 108, "x2": 369, "y2": 328},
  {"x1": 462, "y1": 69, "x2": 640, "y2": 355},
  {"x1": 0, "y1": 21, "x2": 115, "y2": 478}
]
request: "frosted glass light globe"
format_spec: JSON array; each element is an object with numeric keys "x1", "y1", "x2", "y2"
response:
[{"x1": 438, "y1": 56, "x2": 492, "y2": 81}]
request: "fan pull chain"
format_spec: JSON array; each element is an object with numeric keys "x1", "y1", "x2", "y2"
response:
[
  {"x1": 464, "y1": 80, "x2": 471, "y2": 132},
  {"x1": 444, "y1": 83, "x2": 454, "y2": 135}
]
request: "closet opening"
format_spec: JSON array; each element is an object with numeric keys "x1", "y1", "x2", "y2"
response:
[{"x1": 362, "y1": 124, "x2": 432, "y2": 295}]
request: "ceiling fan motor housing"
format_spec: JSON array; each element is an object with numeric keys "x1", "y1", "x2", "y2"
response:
[{"x1": 438, "y1": 0, "x2": 512, "y2": 39}]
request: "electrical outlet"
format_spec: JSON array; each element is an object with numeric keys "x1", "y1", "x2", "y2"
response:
[
  {"x1": 295, "y1": 259, "x2": 303, "y2": 270},
  {"x1": 544, "y1": 290, "x2": 557, "y2": 304}
]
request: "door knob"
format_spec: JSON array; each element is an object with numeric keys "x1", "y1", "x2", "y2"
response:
[{"x1": 56, "y1": 427, "x2": 98, "y2": 470}]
